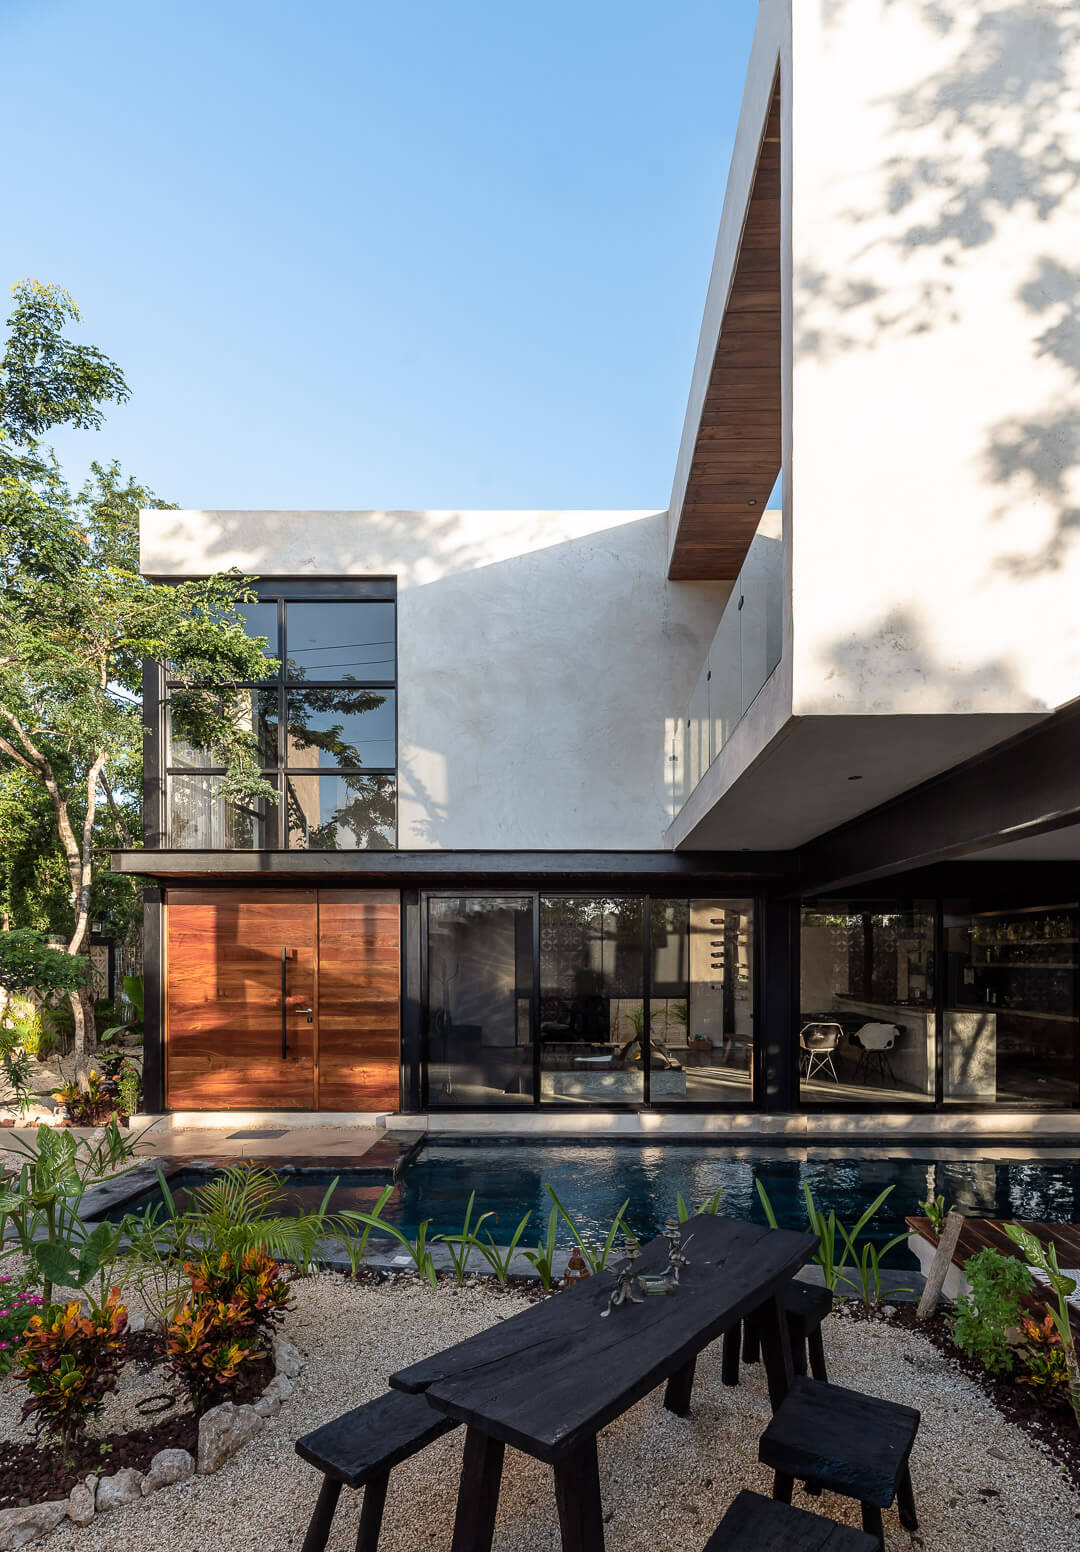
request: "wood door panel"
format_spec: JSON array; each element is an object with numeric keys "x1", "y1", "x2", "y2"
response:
[
  {"x1": 166, "y1": 890, "x2": 316, "y2": 1110},
  {"x1": 318, "y1": 891, "x2": 401, "y2": 1111}
]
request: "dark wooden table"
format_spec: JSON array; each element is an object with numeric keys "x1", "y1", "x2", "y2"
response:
[{"x1": 391, "y1": 1215, "x2": 818, "y2": 1552}]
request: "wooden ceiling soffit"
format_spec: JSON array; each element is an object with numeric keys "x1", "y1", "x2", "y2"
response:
[{"x1": 669, "y1": 82, "x2": 781, "y2": 582}]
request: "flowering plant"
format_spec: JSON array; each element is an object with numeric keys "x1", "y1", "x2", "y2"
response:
[{"x1": 0, "y1": 1273, "x2": 44, "y2": 1373}]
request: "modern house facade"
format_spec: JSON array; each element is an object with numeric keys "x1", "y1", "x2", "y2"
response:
[{"x1": 114, "y1": 0, "x2": 1080, "y2": 1130}]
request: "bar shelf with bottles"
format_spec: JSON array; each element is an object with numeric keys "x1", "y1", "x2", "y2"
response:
[{"x1": 967, "y1": 908, "x2": 1078, "y2": 1020}]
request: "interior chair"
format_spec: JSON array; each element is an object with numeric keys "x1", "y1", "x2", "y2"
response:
[
  {"x1": 852, "y1": 1022, "x2": 901, "y2": 1085},
  {"x1": 799, "y1": 1021, "x2": 843, "y2": 1083}
]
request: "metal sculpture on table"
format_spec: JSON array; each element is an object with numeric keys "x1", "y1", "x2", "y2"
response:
[
  {"x1": 663, "y1": 1219, "x2": 693, "y2": 1287},
  {"x1": 601, "y1": 1237, "x2": 644, "y2": 1317}
]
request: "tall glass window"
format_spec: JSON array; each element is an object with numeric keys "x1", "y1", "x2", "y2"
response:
[
  {"x1": 539, "y1": 897, "x2": 645, "y2": 1103},
  {"x1": 944, "y1": 904, "x2": 1079, "y2": 1107},
  {"x1": 650, "y1": 899, "x2": 754, "y2": 1103},
  {"x1": 426, "y1": 897, "x2": 534, "y2": 1107},
  {"x1": 799, "y1": 903, "x2": 936, "y2": 1104},
  {"x1": 165, "y1": 592, "x2": 397, "y2": 848}
]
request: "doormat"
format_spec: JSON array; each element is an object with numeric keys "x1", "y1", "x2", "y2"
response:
[{"x1": 225, "y1": 1128, "x2": 290, "y2": 1140}]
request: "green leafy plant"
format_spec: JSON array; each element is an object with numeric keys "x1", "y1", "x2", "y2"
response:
[
  {"x1": 18, "y1": 1289, "x2": 128, "y2": 1449},
  {"x1": 179, "y1": 1163, "x2": 338, "y2": 1270},
  {"x1": 919, "y1": 1194, "x2": 950, "y2": 1234},
  {"x1": 1003, "y1": 1223, "x2": 1080, "y2": 1430},
  {"x1": 0, "y1": 1025, "x2": 35, "y2": 1117},
  {"x1": 953, "y1": 1247, "x2": 1032, "y2": 1376},
  {"x1": 1017, "y1": 1313, "x2": 1070, "y2": 1406},
  {"x1": 340, "y1": 1204, "x2": 438, "y2": 1289},
  {"x1": 755, "y1": 1179, "x2": 899, "y2": 1299},
  {"x1": 837, "y1": 1225, "x2": 913, "y2": 1306},
  {"x1": 523, "y1": 1204, "x2": 560, "y2": 1293},
  {"x1": 676, "y1": 1188, "x2": 724, "y2": 1222},
  {"x1": 545, "y1": 1186, "x2": 630, "y2": 1276},
  {"x1": 0, "y1": 1272, "x2": 45, "y2": 1373},
  {"x1": 465, "y1": 1210, "x2": 532, "y2": 1286},
  {"x1": 116, "y1": 1058, "x2": 141, "y2": 1119},
  {"x1": 436, "y1": 1192, "x2": 490, "y2": 1285},
  {"x1": 98, "y1": 975, "x2": 145, "y2": 1046}
]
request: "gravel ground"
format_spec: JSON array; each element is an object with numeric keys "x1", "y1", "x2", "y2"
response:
[{"x1": 1, "y1": 1276, "x2": 1064, "y2": 1552}]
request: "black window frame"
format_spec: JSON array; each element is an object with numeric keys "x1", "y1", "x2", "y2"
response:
[{"x1": 153, "y1": 578, "x2": 398, "y2": 851}]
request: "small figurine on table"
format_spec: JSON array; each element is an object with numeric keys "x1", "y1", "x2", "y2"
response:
[
  {"x1": 663, "y1": 1218, "x2": 693, "y2": 1287},
  {"x1": 601, "y1": 1237, "x2": 644, "y2": 1317}
]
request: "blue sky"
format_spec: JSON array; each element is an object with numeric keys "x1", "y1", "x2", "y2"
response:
[{"x1": 2, "y1": 1, "x2": 758, "y2": 510}]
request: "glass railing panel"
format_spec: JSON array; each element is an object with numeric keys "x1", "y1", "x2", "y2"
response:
[
  {"x1": 709, "y1": 594, "x2": 742, "y2": 758},
  {"x1": 686, "y1": 662, "x2": 711, "y2": 793}
]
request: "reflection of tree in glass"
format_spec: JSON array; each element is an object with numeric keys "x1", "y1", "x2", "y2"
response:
[
  {"x1": 285, "y1": 774, "x2": 395, "y2": 851},
  {"x1": 287, "y1": 687, "x2": 389, "y2": 769}
]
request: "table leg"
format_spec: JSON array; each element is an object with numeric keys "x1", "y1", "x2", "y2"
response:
[
  {"x1": 755, "y1": 1291, "x2": 795, "y2": 1411},
  {"x1": 663, "y1": 1355, "x2": 697, "y2": 1416},
  {"x1": 553, "y1": 1436, "x2": 605, "y2": 1552},
  {"x1": 450, "y1": 1427, "x2": 505, "y2": 1552}
]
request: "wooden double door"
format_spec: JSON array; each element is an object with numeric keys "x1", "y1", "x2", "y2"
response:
[{"x1": 165, "y1": 888, "x2": 400, "y2": 1111}]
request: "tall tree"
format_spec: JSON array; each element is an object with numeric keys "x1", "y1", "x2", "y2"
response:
[{"x1": 0, "y1": 281, "x2": 277, "y2": 1077}]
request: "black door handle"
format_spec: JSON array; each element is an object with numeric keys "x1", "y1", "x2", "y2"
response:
[{"x1": 281, "y1": 947, "x2": 288, "y2": 1060}]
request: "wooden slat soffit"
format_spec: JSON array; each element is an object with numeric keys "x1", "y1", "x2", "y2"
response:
[{"x1": 669, "y1": 81, "x2": 781, "y2": 581}]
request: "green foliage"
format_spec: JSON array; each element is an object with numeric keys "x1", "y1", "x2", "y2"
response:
[
  {"x1": 436, "y1": 1192, "x2": 489, "y2": 1285},
  {"x1": 0, "y1": 1025, "x2": 34, "y2": 1115},
  {"x1": 755, "y1": 1179, "x2": 900, "y2": 1301},
  {"x1": 116, "y1": 1059, "x2": 141, "y2": 1118},
  {"x1": 0, "y1": 1272, "x2": 44, "y2": 1373},
  {"x1": 465, "y1": 1211, "x2": 532, "y2": 1286},
  {"x1": 837, "y1": 1227, "x2": 913, "y2": 1306},
  {"x1": 1003, "y1": 1223, "x2": 1080, "y2": 1430},
  {"x1": 340, "y1": 1207, "x2": 438, "y2": 1289},
  {"x1": 919, "y1": 1194, "x2": 950, "y2": 1235},
  {"x1": 0, "y1": 931, "x2": 89, "y2": 996},
  {"x1": 953, "y1": 1247, "x2": 1032, "y2": 1376},
  {"x1": 522, "y1": 1205, "x2": 560, "y2": 1293},
  {"x1": 676, "y1": 1188, "x2": 724, "y2": 1223},
  {"x1": 17, "y1": 1288, "x2": 128, "y2": 1449},
  {"x1": 545, "y1": 1186, "x2": 630, "y2": 1276},
  {"x1": 99, "y1": 975, "x2": 145, "y2": 1046},
  {"x1": 180, "y1": 1164, "x2": 335, "y2": 1270}
]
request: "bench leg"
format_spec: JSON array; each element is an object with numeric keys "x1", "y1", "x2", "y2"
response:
[
  {"x1": 755, "y1": 1293, "x2": 795, "y2": 1412},
  {"x1": 301, "y1": 1477, "x2": 342, "y2": 1552},
  {"x1": 772, "y1": 1472, "x2": 793, "y2": 1505},
  {"x1": 807, "y1": 1324, "x2": 828, "y2": 1382},
  {"x1": 896, "y1": 1464, "x2": 919, "y2": 1531},
  {"x1": 451, "y1": 1428, "x2": 505, "y2": 1552},
  {"x1": 553, "y1": 1436, "x2": 605, "y2": 1552},
  {"x1": 721, "y1": 1326, "x2": 741, "y2": 1387},
  {"x1": 356, "y1": 1471, "x2": 389, "y2": 1552},
  {"x1": 860, "y1": 1502, "x2": 884, "y2": 1551},
  {"x1": 663, "y1": 1355, "x2": 697, "y2": 1417}
]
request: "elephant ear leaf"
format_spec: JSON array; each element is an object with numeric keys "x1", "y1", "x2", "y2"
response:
[{"x1": 31, "y1": 1241, "x2": 82, "y2": 1288}]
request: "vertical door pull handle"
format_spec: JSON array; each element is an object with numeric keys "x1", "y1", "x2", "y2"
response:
[{"x1": 281, "y1": 947, "x2": 288, "y2": 1060}]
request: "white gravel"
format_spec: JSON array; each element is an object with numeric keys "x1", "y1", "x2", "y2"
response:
[{"x1": 3, "y1": 1275, "x2": 1067, "y2": 1552}]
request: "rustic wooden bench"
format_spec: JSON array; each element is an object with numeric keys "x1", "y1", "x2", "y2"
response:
[
  {"x1": 758, "y1": 1377, "x2": 920, "y2": 1551},
  {"x1": 703, "y1": 1489, "x2": 878, "y2": 1551},
  {"x1": 722, "y1": 1278, "x2": 832, "y2": 1385},
  {"x1": 295, "y1": 1389, "x2": 459, "y2": 1552}
]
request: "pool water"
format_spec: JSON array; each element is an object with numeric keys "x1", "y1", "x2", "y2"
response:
[{"x1": 106, "y1": 1140, "x2": 1080, "y2": 1270}]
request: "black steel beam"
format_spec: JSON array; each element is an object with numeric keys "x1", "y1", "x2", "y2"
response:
[{"x1": 141, "y1": 886, "x2": 165, "y2": 1113}]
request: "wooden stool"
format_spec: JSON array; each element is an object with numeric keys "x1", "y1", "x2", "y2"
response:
[
  {"x1": 758, "y1": 1377, "x2": 920, "y2": 1551},
  {"x1": 296, "y1": 1389, "x2": 459, "y2": 1552},
  {"x1": 722, "y1": 1279, "x2": 832, "y2": 1386},
  {"x1": 703, "y1": 1489, "x2": 879, "y2": 1551}
]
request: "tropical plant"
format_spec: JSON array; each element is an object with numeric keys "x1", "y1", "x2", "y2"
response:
[
  {"x1": 464, "y1": 1211, "x2": 532, "y2": 1286},
  {"x1": 1003, "y1": 1223, "x2": 1080, "y2": 1430},
  {"x1": 1017, "y1": 1312, "x2": 1071, "y2": 1406},
  {"x1": 545, "y1": 1186, "x2": 630, "y2": 1276},
  {"x1": 339, "y1": 1208, "x2": 438, "y2": 1289},
  {"x1": 117, "y1": 1059, "x2": 141, "y2": 1119},
  {"x1": 522, "y1": 1204, "x2": 560, "y2": 1293},
  {"x1": 18, "y1": 1288, "x2": 128, "y2": 1449},
  {"x1": 676, "y1": 1188, "x2": 724, "y2": 1223},
  {"x1": 918, "y1": 1194, "x2": 950, "y2": 1235},
  {"x1": 99, "y1": 974, "x2": 145, "y2": 1046},
  {"x1": 837, "y1": 1224, "x2": 913, "y2": 1306},
  {"x1": 0, "y1": 1272, "x2": 44, "y2": 1373},
  {"x1": 179, "y1": 1164, "x2": 337, "y2": 1269},
  {"x1": 0, "y1": 1025, "x2": 35, "y2": 1116},
  {"x1": 186, "y1": 1248, "x2": 292, "y2": 1342},
  {"x1": 755, "y1": 1179, "x2": 899, "y2": 1299},
  {"x1": 436, "y1": 1192, "x2": 490, "y2": 1285},
  {"x1": 166, "y1": 1298, "x2": 256, "y2": 1414},
  {"x1": 952, "y1": 1247, "x2": 1032, "y2": 1376}
]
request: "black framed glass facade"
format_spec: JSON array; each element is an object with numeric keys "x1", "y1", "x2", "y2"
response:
[
  {"x1": 799, "y1": 902, "x2": 936, "y2": 1105},
  {"x1": 164, "y1": 590, "x2": 397, "y2": 848},
  {"x1": 944, "y1": 903, "x2": 1079, "y2": 1107},
  {"x1": 423, "y1": 891, "x2": 757, "y2": 1110}
]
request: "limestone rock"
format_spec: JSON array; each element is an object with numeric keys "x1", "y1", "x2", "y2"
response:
[
  {"x1": 66, "y1": 1479, "x2": 95, "y2": 1526},
  {"x1": 197, "y1": 1401, "x2": 263, "y2": 1474},
  {"x1": 253, "y1": 1389, "x2": 280, "y2": 1419},
  {"x1": 142, "y1": 1448, "x2": 195, "y2": 1495},
  {"x1": 96, "y1": 1468, "x2": 145, "y2": 1512},
  {"x1": 0, "y1": 1501, "x2": 68, "y2": 1548},
  {"x1": 271, "y1": 1334, "x2": 303, "y2": 1378},
  {"x1": 126, "y1": 1311, "x2": 146, "y2": 1334}
]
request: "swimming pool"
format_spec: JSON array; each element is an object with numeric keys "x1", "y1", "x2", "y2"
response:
[{"x1": 103, "y1": 1140, "x2": 1080, "y2": 1270}]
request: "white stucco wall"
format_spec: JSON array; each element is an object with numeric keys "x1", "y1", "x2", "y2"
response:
[
  {"x1": 791, "y1": 0, "x2": 1080, "y2": 717},
  {"x1": 142, "y1": 509, "x2": 728, "y2": 850}
]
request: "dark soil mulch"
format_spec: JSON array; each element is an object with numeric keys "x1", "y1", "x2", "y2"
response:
[
  {"x1": 839, "y1": 1299, "x2": 1080, "y2": 1493},
  {"x1": 0, "y1": 1332, "x2": 273, "y2": 1509}
]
